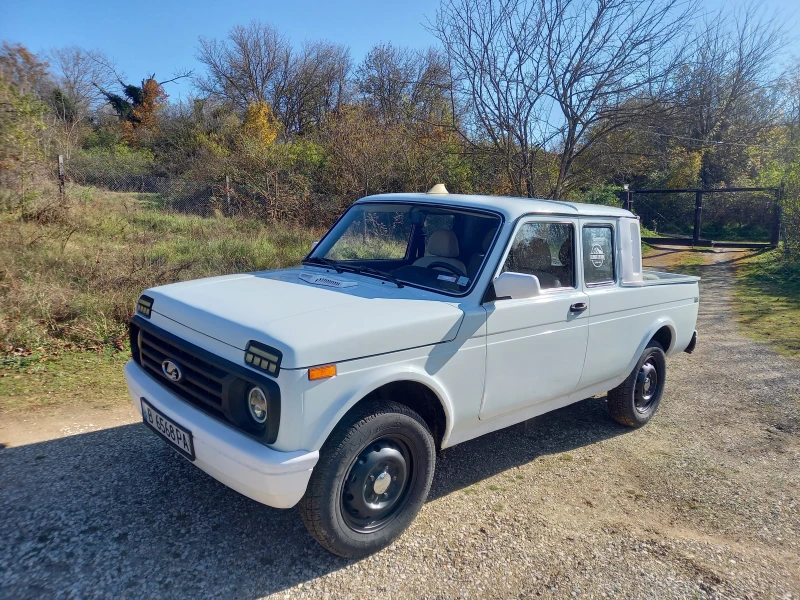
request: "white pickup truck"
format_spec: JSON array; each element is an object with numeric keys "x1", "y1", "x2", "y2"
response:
[{"x1": 125, "y1": 189, "x2": 699, "y2": 557}]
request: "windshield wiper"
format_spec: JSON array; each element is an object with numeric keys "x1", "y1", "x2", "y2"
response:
[
  {"x1": 302, "y1": 256, "x2": 343, "y2": 273},
  {"x1": 304, "y1": 257, "x2": 404, "y2": 287},
  {"x1": 346, "y1": 266, "x2": 404, "y2": 288}
]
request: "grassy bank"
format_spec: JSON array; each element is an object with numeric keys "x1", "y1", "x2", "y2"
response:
[
  {"x1": 1, "y1": 186, "x2": 319, "y2": 411},
  {"x1": 732, "y1": 249, "x2": 800, "y2": 357},
  {"x1": 0, "y1": 349, "x2": 130, "y2": 412},
  {"x1": 1, "y1": 186, "x2": 319, "y2": 352}
]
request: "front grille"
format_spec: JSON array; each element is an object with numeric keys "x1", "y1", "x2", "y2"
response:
[
  {"x1": 139, "y1": 328, "x2": 229, "y2": 417},
  {"x1": 129, "y1": 315, "x2": 282, "y2": 444}
]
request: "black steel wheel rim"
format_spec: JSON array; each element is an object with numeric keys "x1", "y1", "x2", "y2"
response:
[
  {"x1": 634, "y1": 357, "x2": 659, "y2": 413},
  {"x1": 340, "y1": 435, "x2": 415, "y2": 533}
]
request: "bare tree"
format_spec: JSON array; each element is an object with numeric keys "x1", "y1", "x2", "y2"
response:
[
  {"x1": 668, "y1": 3, "x2": 789, "y2": 184},
  {"x1": 433, "y1": 0, "x2": 695, "y2": 199},
  {"x1": 278, "y1": 40, "x2": 351, "y2": 135},
  {"x1": 196, "y1": 22, "x2": 351, "y2": 135},
  {"x1": 49, "y1": 46, "x2": 119, "y2": 115},
  {"x1": 434, "y1": 0, "x2": 550, "y2": 197},
  {"x1": 196, "y1": 21, "x2": 291, "y2": 111},
  {"x1": 355, "y1": 43, "x2": 451, "y2": 126}
]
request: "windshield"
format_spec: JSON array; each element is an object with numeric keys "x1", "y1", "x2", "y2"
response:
[{"x1": 307, "y1": 202, "x2": 502, "y2": 294}]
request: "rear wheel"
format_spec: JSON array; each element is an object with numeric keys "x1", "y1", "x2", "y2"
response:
[
  {"x1": 298, "y1": 400, "x2": 435, "y2": 558},
  {"x1": 607, "y1": 341, "x2": 667, "y2": 428}
]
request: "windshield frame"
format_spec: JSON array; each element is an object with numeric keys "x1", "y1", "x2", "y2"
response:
[{"x1": 304, "y1": 200, "x2": 505, "y2": 298}]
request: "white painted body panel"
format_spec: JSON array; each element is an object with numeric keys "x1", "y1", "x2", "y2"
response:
[
  {"x1": 125, "y1": 193, "x2": 700, "y2": 509},
  {"x1": 145, "y1": 268, "x2": 465, "y2": 368},
  {"x1": 481, "y1": 290, "x2": 589, "y2": 420}
]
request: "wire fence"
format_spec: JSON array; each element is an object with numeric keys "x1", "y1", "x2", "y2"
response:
[
  {"x1": 61, "y1": 160, "x2": 343, "y2": 226},
  {"x1": 58, "y1": 158, "x2": 782, "y2": 245},
  {"x1": 633, "y1": 193, "x2": 696, "y2": 239}
]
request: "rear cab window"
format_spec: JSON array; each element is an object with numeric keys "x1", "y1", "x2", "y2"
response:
[{"x1": 582, "y1": 225, "x2": 615, "y2": 285}]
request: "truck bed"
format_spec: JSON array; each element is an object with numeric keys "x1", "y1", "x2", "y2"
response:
[{"x1": 622, "y1": 270, "x2": 700, "y2": 287}]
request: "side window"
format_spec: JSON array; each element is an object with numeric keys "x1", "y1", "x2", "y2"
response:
[
  {"x1": 502, "y1": 222, "x2": 574, "y2": 289},
  {"x1": 582, "y1": 225, "x2": 615, "y2": 285}
]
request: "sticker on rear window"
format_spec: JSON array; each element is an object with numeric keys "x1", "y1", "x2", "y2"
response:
[{"x1": 437, "y1": 274, "x2": 457, "y2": 282}]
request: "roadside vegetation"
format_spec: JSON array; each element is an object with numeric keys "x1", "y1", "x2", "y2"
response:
[
  {"x1": 732, "y1": 249, "x2": 800, "y2": 356},
  {"x1": 1, "y1": 186, "x2": 317, "y2": 353},
  {"x1": 0, "y1": 188, "x2": 318, "y2": 411}
]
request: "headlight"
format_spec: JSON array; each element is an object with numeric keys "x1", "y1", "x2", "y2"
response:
[
  {"x1": 245, "y1": 341, "x2": 282, "y2": 377},
  {"x1": 136, "y1": 295, "x2": 153, "y2": 318},
  {"x1": 247, "y1": 386, "x2": 268, "y2": 424}
]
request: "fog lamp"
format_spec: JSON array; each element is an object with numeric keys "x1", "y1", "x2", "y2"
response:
[{"x1": 247, "y1": 386, "x2": 268, "y2": 424}]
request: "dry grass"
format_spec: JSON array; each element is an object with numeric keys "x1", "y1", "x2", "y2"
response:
[
  {"x1": 0, "y1": 185, "x2": 320, "y2": 354},
  {"x1": 0, "y1": 348, "x2": 130, "y2": 412}
]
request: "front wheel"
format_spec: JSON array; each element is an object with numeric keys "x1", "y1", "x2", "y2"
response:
[
  {"x1": 298, "y1": 401, "x2": 435, "y2": 558},
  {"x1": 607, "y1": 341, "x2": 667, "y2": 428}
]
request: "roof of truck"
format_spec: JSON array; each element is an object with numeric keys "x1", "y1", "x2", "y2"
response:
[{"x1": 357, "y1": 192, "x2": 635, "y2": 221}]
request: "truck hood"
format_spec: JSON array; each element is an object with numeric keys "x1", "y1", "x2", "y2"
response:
[{"x1": 144, "y1": 268, "x2": 465, "y2": 369}]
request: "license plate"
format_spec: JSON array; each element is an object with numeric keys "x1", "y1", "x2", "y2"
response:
[{"x1": 141, "y1": 398, "x2": 195, "y2": 461}]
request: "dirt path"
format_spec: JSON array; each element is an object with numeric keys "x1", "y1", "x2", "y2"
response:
[
  {"x1": 0, "y1": 403, "x2": 138, "y2": 447},
  {"x1": 1, "y1": 248, "x2": 798, "y2": 599}
]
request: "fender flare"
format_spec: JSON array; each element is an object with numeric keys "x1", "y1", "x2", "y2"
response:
[
  {"x1": 305, "y1": 367, "x2": 455, "y2": 451},
  {"x1": 622, "y1": 317, "x2": 676, "y2": 376}
]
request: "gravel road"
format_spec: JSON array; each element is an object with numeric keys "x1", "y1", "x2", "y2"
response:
[{"x1": 1, "y1": 248, "x2": 799, "y2": 599}]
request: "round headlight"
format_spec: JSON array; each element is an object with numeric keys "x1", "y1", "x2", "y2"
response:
[{"x1": 247, "y1": 386, "x2": 268, "y2": 424}]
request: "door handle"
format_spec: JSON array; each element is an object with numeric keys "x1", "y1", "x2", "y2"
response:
[{"x1": 570, "y1": 302, "x2": 588, "y2": 313}]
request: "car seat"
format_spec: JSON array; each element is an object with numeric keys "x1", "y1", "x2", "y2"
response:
[{"x1": 412, "y1": 230, "x2": 467, "y2": 274}]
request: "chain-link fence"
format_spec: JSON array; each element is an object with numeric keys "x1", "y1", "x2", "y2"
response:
[{"x1": 61, "y1": 158, "x2": 343, "y2": 226}]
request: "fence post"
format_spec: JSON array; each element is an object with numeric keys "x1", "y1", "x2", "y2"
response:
[
  {"x1": 771, "y1": 186, "x2": 782, "y2": 248},
  {"x1": 57, "y1": 155, "x2": 65, "y2": 202},
  {"x1": 617, "y1": 189, "x2": 634, "y2": 211},
  {"x1": 693, "y1": 191, "x2": 703, "y2": 246},
  {"x1": 225, "y1": 175, "x2": 231, "y2": 214}
]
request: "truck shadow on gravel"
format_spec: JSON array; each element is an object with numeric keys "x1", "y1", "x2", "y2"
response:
[{"x1": 0, "y1": 396, "x2": 627, "y2": 599}]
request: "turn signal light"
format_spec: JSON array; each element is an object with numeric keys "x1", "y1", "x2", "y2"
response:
[{"x1": 308, "y1": 364, "x2": 336, "y2": 380}]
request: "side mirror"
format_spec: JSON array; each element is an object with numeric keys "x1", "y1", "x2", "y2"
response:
[{"x1": 491, "y1": 272, "x2": 541, "y2": 300}]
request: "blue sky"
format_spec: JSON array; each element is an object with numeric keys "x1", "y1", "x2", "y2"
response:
[{"x1": 1, "y1": 0, "x2": 797, "y2": 101}]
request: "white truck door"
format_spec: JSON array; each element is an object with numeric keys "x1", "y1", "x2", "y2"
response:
[{"x1": 480, "y1": 218, "x2": 589, "y2": 421}]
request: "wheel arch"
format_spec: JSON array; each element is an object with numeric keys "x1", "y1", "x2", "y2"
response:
[
  {"x1": 621, "y1": 318, "x2": 676, "y2": 376},
  {"x1": 306, "y1": 371, "x2": 453, "y2": 453},
  {"x1": 649, "y1": 323, "x2": 675, "y2": 354}
]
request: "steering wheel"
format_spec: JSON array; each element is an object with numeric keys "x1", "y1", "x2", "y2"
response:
[{"x1": 426, "y1": 261, "x2": 466, "y2": 278}]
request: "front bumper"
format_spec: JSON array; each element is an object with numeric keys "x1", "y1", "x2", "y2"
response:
[{"x1": 124, "y1": 361, "x2": 317, "y2": 508}]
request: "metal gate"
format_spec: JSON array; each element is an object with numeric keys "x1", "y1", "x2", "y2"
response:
[{"x1": 622, "y1": 187, "x2": 781, "y2": 248}]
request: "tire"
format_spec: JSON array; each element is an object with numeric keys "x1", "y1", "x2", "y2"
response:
[
  {"x1": 298, "y1": 400, "x2": 436, "y2": 558},
  {"x1": 607, "y1": 341, "x2": 667, "y2": 428}
]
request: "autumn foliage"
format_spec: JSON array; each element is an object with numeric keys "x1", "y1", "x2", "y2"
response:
[{"x1": 242, "y1": 101, "x2": 280, "y2": 149}]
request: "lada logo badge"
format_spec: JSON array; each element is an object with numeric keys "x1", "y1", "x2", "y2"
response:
[{"x1": 161, "y1": 360, "x2": 183, "y2": 382}]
